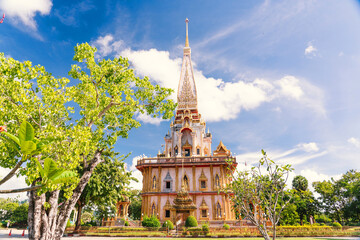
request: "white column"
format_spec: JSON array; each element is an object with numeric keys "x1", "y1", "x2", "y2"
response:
[
  {"x1": 191, "y1": 132, "x2": 196, "y2": 156},
  {"x1": 177, "y1": 132, "x2": 182, "y2": 156}
]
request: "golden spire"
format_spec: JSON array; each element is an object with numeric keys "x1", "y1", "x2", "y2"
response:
[{"x1": 185, "y1": 18, "x2": 189, "y2": 47}]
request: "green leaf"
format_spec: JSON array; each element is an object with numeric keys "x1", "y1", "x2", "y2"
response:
[
  {"x1": 0, "y1": 135, "x2": 21, "y2": 152},
  {"x1": 48, "y1": 168, "x2": 65, "y2": 181},
  {"x1": 18, "y1": 121, "x2": 34, "y2": 144},
  {"x1": 35, "y1": 159, "x2": 45, "y2": 178},
  {"x1": 20, "y1": 141, "x2": 36, "y2": 155},
  {"x1": 44, "y1": 158, "x2": 58, "y2": 178},
  {"x1": 261, "y1": 149, "x2": 266, "y2": 155},
  {"x1": 50, "y1": 171, "x2": 77, "y2": 185},
  {"x1": 1, "y1": 132, "x2": 20, "y2": 147}
]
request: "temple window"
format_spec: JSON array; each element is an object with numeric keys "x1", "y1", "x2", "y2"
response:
[
  {"x1": 199, "y1": 170, "x2": 208, "y2": 191},
  {"x1": 152, "y1": 176, "x2": 157, "y2": 190},
  {"x1": 183, "y1": 175, "x2": 189, "y2": 190},
  {"x1": 151, "y1": 203, "x2": 156, "y2": 216},
  {"x1": 163, "y1": 171, "x2": 173, "y2": 192},
  {"x1": 216, "y1": 202, "x2": 222, "y2": 218},
  {"x1": 202, "y1": 209, "x2": 207, "y2": 218},
  {"x1": 215, "y1": 174, "x2": 220, "y2": 188},
  {"x1": 199, "y1": 198, "x2": 209, "y2": 219},
  {"x1": 175, "y1": 146, "x2": 178, "y2": 155},
  {"x1": 197, "y1": 148, "x2": 200, "y2": 155},
  {"x1": 165, "y1": 210, "x2": 170, "y2": 218}
]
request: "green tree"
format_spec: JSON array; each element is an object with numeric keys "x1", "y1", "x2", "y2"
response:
[
  {"x1": 74, "y1": 150, "x2": 133, "y2": 231},
  {"x1": 11, "y1": 203, "x2": 29, "y2": 227},
  {"x1": 279, "y1": 202, "x2": 300, "y2": 226},
  {"x1": 292, "y1": 175, "x2": 317, "y2": 225},
  {"x1": 128, "y1": 189, "x2": 141, "y2": 220},
  {"x1": 0, "y1": 199, "x2": 18, "y2": 222},
  {"x1": 227, "y1": 150, "x2": 293, "y2": 240},
  {"x1": 292, "y1": 175, "x2": 308, "y2": 192},
  {"x1": 0, "y1": 43, "x2": 175, "y2": 239},
  {"x1": 314, "y1": 170, "x2": 360, "y2": 225}
]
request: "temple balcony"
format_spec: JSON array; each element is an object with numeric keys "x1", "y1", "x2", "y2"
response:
[{"x1": 136, "y1": 155, "x2": 237, "y2": 169}]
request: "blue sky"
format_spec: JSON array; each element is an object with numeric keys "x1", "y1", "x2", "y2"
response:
[{"x1": 1, "y1": 0, "x2": 360, "y2": 195}]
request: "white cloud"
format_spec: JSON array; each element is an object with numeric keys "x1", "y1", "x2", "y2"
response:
[
  {"x1": 348, "y1": 137, "x2": 360, "y2": 148},
  {"x1": 92, "y1": 35, "x2": 325, "y2": 123},
  {"x1": 234, "y1": 145, "x2": 338, "y2": 194},
  {"x1": 128, "y1": 155, "x2": 145, "y2": 190},
  {"x1": 121, "y1": 47, "x2": 324, "y2": 122},
  {"x1": 92, "y1": 34, "x2": 124, "y2": 58},
  {"x1": 305, "y1": 42, "x2": 318, "y2": 57},
  {"x1": 0, "y1": 0, "x2": 52, "y2": 29},
  {"x1": 275, "y1": 76, "x2": 303, "y2": 100},
  {"x1": 0, "y1": 167, "x2": 28, "y2": 200},
  {"x1": 136, "y1": 112, "x2": 165, "y2": 126},
  {"x1": 297, "y1": 142, "x2": 319, "y2": 152},
  {"x1": 237, "y1": 142, "x2": 326, "y2": 169},
  {"x1": 297, "y1": 169, "x2": 341, "y2": 193}
]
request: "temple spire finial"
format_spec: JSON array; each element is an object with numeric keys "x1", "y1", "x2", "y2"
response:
[{"x1": 185, "y1": 18, "x2": 189, "y2": 47}]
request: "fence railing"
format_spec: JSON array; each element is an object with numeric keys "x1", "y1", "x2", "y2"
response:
[{"x1": 136, "y1": 156, "x2": 236, "y2": 166}]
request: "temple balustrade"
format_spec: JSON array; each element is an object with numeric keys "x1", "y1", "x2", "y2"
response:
[{"x1": 136, "y1": 156, "x2": 236, "y2": 167}]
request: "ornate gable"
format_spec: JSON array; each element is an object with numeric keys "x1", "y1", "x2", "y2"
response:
[{"x1": 213, "y1": 141, "x2": 231, "y2": 156}]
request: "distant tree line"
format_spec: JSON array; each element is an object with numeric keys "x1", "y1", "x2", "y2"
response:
[
  {"x1": 280, "y1": 170, "x2": 360, "y2": 226},
  {"x1": 0, "y1": 198, "x2": 28, "y2": 228}
]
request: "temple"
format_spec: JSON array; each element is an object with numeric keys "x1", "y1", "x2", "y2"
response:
[{"x1": 136, "y1": 19, "x2": 238, "y2": 225}]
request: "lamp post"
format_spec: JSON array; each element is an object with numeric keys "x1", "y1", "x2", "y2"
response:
[{"x1": 164, "y1": 221, "x2": 169, "y2": 235}]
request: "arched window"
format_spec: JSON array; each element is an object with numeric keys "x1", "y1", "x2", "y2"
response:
[
  {"x1": 216, "y1": 202, "x2": 222, "y2": 218},
  {"x1": 183, "y1": 175, "x2": 189, "y2": 190},
  {"x1": 151, "y1": 203, "x2": 156, "y2": 216},
  {"x1": 215, "y1": 174, "x2": 220, "y2": 188},
  {"x1": 174, "y1": 146, "x2": 178, "y2": 155},
  {"x1": 152, "y1": 176, "x2": 157, "y2": 189}
]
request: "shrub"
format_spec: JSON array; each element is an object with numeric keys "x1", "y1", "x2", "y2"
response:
[
  {"x1": 332, "y1": 222, "x2": 342, "y2": 229},
  {"x1": 315, "y1": 214, "x2": 332, "y2": 224},
  {"x1": 162, "y1": 220, "x2": 174, "y2": 230},
  {"x1": 202, "y1": 224, "x2": 209, "y2": 232},
  {"x1": 223, "y1": 223, "x2": 230, "y2": 230},
  {"x1": 141, "y1": 215, "x2": 160, "y2": 228},
  {"x1": 185, "y1": 216, "x2": 198, "y2": 227},
  {"x1": 124, "y1": 220, "x2": 129, "y2": 226}
]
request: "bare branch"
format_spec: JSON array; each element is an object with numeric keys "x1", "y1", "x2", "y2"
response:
[
  {"x1": 0, "y1": 185, "x2": 42, "y2": 193},
  {"x1": 0, "y1": 158, "x2": 27, "y2": 186}
]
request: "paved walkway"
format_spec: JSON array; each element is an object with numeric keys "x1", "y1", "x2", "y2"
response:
[{"x1": 0, "y1": 229, "x2": 127, "y2": 239}]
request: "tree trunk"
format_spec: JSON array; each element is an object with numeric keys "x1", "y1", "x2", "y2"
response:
[
  {"x1": 74, "y1": 202, "x2": 83, "y2": 232},
  {"x1": 28, "y1": 150, "x2": 102, "y2": 240},
  {"x1": 258, "y1": 226, "x2": 271, "y2": 240},
  {"x1": 272, "y1": 224, "x2": 276, "y2": 240}
]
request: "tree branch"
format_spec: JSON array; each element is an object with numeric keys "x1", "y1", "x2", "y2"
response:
[
  {"x1": 0, "y1": 185, "x2": 42, "y2": 194},
  {"x1": 87, "y1": 101, "x2": 121, "y2": 128},
  {"x1": 0, "y1": 158, "x2": 27, "y2": 186}
]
